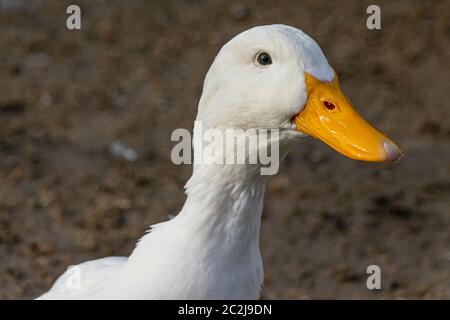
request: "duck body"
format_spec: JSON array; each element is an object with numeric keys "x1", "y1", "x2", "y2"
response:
[{"x1": 39, "y1": 163, "x2": 268, "y2": 299}]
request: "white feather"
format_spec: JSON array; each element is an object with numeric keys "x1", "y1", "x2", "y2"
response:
[{"x1": 37, "y1": 24, "x2": 333, "y2": 300}]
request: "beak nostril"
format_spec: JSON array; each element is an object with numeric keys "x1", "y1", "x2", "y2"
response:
[{"x1": 323, "y1": 101, "x2": 336, "y2": 111}]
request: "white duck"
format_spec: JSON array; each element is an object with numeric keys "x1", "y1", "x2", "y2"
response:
[{"x1": 38, "y1": 24, "x2": 401, "y2": 300}]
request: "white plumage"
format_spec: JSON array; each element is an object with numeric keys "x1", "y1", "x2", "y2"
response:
[{"x1": 37, "y1": 24, "x2": 377, "y2": 299}]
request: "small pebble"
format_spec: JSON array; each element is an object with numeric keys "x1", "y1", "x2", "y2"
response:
[{"x1": 110, "y1": 141, "x2": 138, "y2": 162}]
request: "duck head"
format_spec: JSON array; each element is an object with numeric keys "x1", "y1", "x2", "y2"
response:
[{"x1": 196, "y1": 24, "x2": 402, "y2": 163}]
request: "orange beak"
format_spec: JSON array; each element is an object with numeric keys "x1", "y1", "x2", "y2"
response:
[{"x1": 294, "y1": 72, "x2": 402, "y2": 162}]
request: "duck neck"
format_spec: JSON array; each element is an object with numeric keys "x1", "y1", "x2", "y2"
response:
[
  {"x1": 177, "y1": 163, "x2": 270, "y2": 248},
  {"x1": 127, "y1": 163, "x2": 269, "y2": 298}
]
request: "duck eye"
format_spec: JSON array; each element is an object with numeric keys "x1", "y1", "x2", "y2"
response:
[
  {"x1": 256, "y1": 52, "x2": 272, "y2": 66},
  {"x1": 323, "y1": 101, "x2": 336, "y2": 111}
]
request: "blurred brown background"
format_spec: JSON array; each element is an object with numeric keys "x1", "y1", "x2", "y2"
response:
[{"x1": 1, "y1": 0, "x2": 449, "y2": 299}]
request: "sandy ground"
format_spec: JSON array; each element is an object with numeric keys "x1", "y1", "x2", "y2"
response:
[{"x1": 1, "y1": 0, "x2": 449, "y2": 299}]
